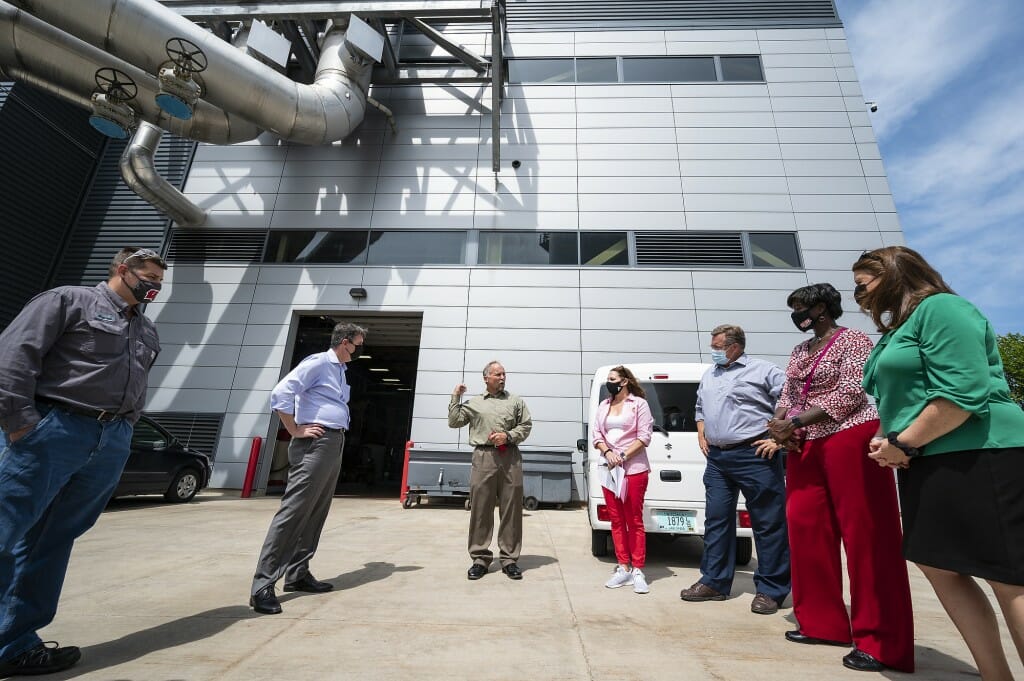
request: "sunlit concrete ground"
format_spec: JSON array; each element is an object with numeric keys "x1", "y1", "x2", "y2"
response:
[{"x1": 27, "y1": 492, "x2": 1020, "y2": 680}]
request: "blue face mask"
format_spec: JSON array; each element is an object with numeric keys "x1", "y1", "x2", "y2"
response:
[{"x1": 710, "y1": 349, "x2": 729, "y2": 365}]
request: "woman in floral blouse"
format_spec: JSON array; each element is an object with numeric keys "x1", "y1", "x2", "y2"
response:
[{"x1": 764, "y1": 283, "x2": 913, "y2": 673}]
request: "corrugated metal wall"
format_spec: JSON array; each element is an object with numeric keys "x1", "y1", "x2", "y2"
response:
[
  {"x1": 51, "y1": 133, "x2": 197, "y2": 286},
  {"x1": 505, "y1": 0, "x2": 840, "y2": 30},
  {"x1": 0, "y1": 82, "x2": 105, "y2": 329}
]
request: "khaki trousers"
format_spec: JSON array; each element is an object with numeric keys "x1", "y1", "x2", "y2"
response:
[{"x1": 468, "y1": 445, "x2": 523, "y2": 566}]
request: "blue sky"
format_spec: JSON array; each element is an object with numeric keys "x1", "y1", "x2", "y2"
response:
[{"x1": 834, "y1": 0, "x2": 1024, "y2": 334}]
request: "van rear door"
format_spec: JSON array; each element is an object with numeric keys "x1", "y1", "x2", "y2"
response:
[{"x1": 637, "y1": 376, "x2": 707, "y2": 523}]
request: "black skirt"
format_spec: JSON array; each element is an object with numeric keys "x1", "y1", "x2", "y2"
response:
[{"x1": 898, "y1": 446, "x2": 1024, "y2": 585}]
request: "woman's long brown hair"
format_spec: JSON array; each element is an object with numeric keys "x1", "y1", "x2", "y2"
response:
[
  {"x1": 610, "y1": 365, "x2": 646, "y2": 399},
  {"x1": 852, "y1": 246, "x2": 955, "y2": 332}
]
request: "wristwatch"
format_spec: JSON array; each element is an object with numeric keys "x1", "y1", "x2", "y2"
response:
[
  {"x1": 790, "y1": 416, "x2": 804, "y2": 428},
  {"x1": 886, "y1": 432, "x2": 922, "y2": 458}
]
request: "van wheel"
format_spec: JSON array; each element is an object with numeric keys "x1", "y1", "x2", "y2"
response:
[
  {"x1": 591, "y1": 530, "x2": 611, "y2": 557},
  {"x1": 523, "y1": 496, "x2": 539, "y2": 511},
  {"x1": 735, "y1": 537, "x2": 753, "y2": 566}
]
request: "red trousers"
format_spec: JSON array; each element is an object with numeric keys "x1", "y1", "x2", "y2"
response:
[
  {"x1": 602, "y1": 471, "x2": 649, "y2": 569},
  {"x1": 786, "y1": 420, "x2": 915, "y2": 672}
]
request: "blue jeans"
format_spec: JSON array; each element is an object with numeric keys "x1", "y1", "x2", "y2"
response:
[
  {"x1": 0, "y1": 405, "x2": 132, "y2": 661},
  {"x1": 700, "y1": 444, "x2": 790, "y2": 602}
]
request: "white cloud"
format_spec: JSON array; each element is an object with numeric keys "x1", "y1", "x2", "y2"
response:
[{"x1": 841, "y1": 0, "x2": 1009, "y2": 139}]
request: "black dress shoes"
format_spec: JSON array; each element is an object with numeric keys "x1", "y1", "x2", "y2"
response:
[
  {"x1": 843, "y1": 649, "x2": 888, "y2": 672},
  {"x1": 250, "y1": 585, "x2": 282, "y2": 614},
  {"x1": 283, "y1": 574, "x2": 334, "y2": 593},
  {"x1": 0, "y1": 642, "x2": 81, "y2": 676},
  {"x1": 785, "y1": 630, "x2": 851, "y2": 647},
  {"x1": 467, "y1": 564, "x2": 487, "y2": 580},
  {"x1": 502, "y1": 563, "x2": 523, "y2": 580}
]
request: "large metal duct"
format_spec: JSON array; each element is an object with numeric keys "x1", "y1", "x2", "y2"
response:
[
  {"x1": 121, "y1": 122, "x2": 206, "y2": 227},
  {"x1": 0, "y1": 1, "x2": 261, "y2": 144},
  {"x1": 13, "y1": 0, "x2": 377, "y2": 145}
]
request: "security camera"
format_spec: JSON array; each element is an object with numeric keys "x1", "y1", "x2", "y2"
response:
[{"x1": 865, "y1": 101, "x2": 878, "y2": 113}]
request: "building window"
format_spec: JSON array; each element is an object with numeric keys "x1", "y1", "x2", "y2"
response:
[
  {"x1": 507, "y1": 58, "x2": 575, "y2": 84},
  {"x1": 263, "y1": 230, "x2": 370, "y2": 264},
  {"x1": 479, "y1": 231, "x2": 578, "y2": 265},
  {"x1": 575, "y1": 58, "x2": 619, "y2": 83},
  {"x1": 581, "y1": 232, "x2": 629, "y2": 266},
  {"x1": 366, "y1": 230, "x2": 466, "y2": 265},
  {"x1": 720, "y1": 56, "x2": 764, "y2": 81},
  {"x1": 748, "y1": 232, "x2": 802, "y2": 268},
  {"x1": 260, "y1": 230, "x2": 800, "y2": 270},
  {"x1": 507, "y1": 56, "x2": 762, "y2": 84},
  {"x1": 622, "y1": 57, "x2": 717, "y2": 83},
  {"x1": 264, "y1": 230, "x2": 467, "y2": 265}
]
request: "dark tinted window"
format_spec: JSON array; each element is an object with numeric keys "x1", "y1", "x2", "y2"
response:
[
  {"x1": 264, "y1": 230, "x2": 369, "y2": 264},
  {"x1": 576, "y1": 58, "x2": 618, "y2": 83},
  {"x1": 366, "y1": 231, "x2": 466, "y2": 265},
  {"x1": 721, "y1": 56, "x2": 764, "y2": 81},
  {"x1": 479, "y1": 231, "x2": 578, "y2": 265},
  {"x1": 749, "y1": 232, "x2": 801, "y2": 268},
  {"x1": 597, "y1": 381, "x2": 700, "y2": 432},
  {"x1": 581, "y1": 232, "x2": 629, "y2": 266},
  {"x1": 622, "y1": 57, "x2": 716, "y2": 82},
  {"x1": 132, "y1": 419, "x2": 168, "y2": 448},
  {"x1": 508, "y1": 59, "x2": 575, "y2": 83}
]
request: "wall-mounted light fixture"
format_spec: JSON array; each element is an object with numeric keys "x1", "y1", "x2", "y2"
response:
[{"x1": 349, "y1": 287, "x2": 368, "y2": 299}]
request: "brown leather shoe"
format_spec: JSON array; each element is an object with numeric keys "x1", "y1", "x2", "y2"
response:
[
  {"x1": 750, "y1": 592, "x2": 780, "y2": 615},
  {"x1": 679, "y1": 582, "x2": 727, "y2": 602}
]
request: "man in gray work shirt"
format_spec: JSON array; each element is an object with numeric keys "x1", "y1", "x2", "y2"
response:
[
  {"x1": 449, "y1": 361, "x2": 532, "y2": 580},
  {"x1": 0, "y1": 247, "x2": 166, "y2": 677},
  {"x1": 680, "y1": 324, "x2": 790, "y2": 617}
]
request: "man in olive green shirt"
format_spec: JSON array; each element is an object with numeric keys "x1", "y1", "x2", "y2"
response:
[{"x1": 449, "y1": 361, "x2": 532, "y2": 580}]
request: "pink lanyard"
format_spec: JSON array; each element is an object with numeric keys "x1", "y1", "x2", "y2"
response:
[{"x1": 800, "y1": 328, "x2": 846, "y2": 401}]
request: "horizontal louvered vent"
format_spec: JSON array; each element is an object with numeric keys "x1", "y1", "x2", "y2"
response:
[
  {"x1": 635, "y1": 232, "x2": 745, "y2": 267},
  {"x1": 167, "y1": 229, "x2": 266, "y2": 263},
  {"x1": 507, "y1": 0, "x2": 839, "y2": 28},
  {"x1": 144, "y1": 412, "x2": 224, "y2": 460}
]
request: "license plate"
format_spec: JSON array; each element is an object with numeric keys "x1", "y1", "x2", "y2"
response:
[{"x1": 652, "y1": 509, "x2": 697, "y2": 532}]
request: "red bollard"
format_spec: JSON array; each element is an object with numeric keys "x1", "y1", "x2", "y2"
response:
[
  {"x1": 240, "y1": 436, "x2": 263, "y2": 498},
  {"x1": 399, "y1": 440, "x2": 414, "y2": 506}
]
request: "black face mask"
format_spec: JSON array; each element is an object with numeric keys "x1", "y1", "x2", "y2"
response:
[
  {"x1": 853, "y1": 284, "x2": 870, "y2": 306},
  {"x1": 123, "y1": 271, "x2": 161, "y2": 303},
  {"x1": 605, "y1": 381, "x2": 623, "y2": 396},
  {"x1": 348, "y1": 343, "x2": 364, "y2": 360},
  {"x1": 790, "y1": 308, "x2": 815, "y2": 332}
]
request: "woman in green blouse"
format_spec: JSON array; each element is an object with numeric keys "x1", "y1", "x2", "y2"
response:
[{"x1": 853, "y1": 246, "x2": 1024, "y2": 681}]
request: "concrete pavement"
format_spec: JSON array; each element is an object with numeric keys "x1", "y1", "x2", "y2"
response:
[{"x1": 26, "y1": 492, "x2": 1021, "y2": 680}]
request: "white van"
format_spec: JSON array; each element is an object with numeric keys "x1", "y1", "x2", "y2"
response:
[{"x1": 578, "y1": 363, "x2": 754, "y2": 565}]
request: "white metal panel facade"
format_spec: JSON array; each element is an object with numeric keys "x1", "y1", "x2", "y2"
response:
[{"x1": 147, "y1": 25, "x2": 899, "y2": 490}]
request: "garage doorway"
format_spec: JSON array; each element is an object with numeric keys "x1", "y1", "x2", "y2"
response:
[{"x1": 267, "y1": 312, "x2": 423, "y2": 497}]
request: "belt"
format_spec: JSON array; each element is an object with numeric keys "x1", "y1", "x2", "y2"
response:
[
  {"x1": 713, "y1": 432, "x2": 768, "y2": 451},
  {"x1": 316, "y1": 425, "x2": 346, "y2": 433},
  {"x1": 37, "y1": 398, "x2": 124, "y2": 423}
]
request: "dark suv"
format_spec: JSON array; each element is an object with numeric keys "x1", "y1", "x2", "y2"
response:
[{"x1": 113, "y1": 415, "x2": 213, "y2": 502}]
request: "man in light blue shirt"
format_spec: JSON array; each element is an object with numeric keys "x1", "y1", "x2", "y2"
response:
[
  {"x1": 250, "y1": 322, "x2": 367, "y2": 615},
  {"x1": 681, "y1": 324, "x2": 790, "y2": 616}
]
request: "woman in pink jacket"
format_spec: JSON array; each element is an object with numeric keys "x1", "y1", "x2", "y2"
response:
[{"x1": 591, "y1": 365, "x2": 655, "y2": 594}]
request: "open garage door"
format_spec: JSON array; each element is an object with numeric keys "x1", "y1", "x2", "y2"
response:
[{"x1": 267, "y1": 312, "x2": 423, "y2": 497}]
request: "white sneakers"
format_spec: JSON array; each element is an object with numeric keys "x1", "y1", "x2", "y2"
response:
[
  {"x1": 604, "y1": 566, "x2": 650, "y2": 594},
  {"x1": 631, "y1": 568, "x2": 649, "y2": 594},
  {"x1": 604, "y1": 565, "x2": 634, "y2": 589}
]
